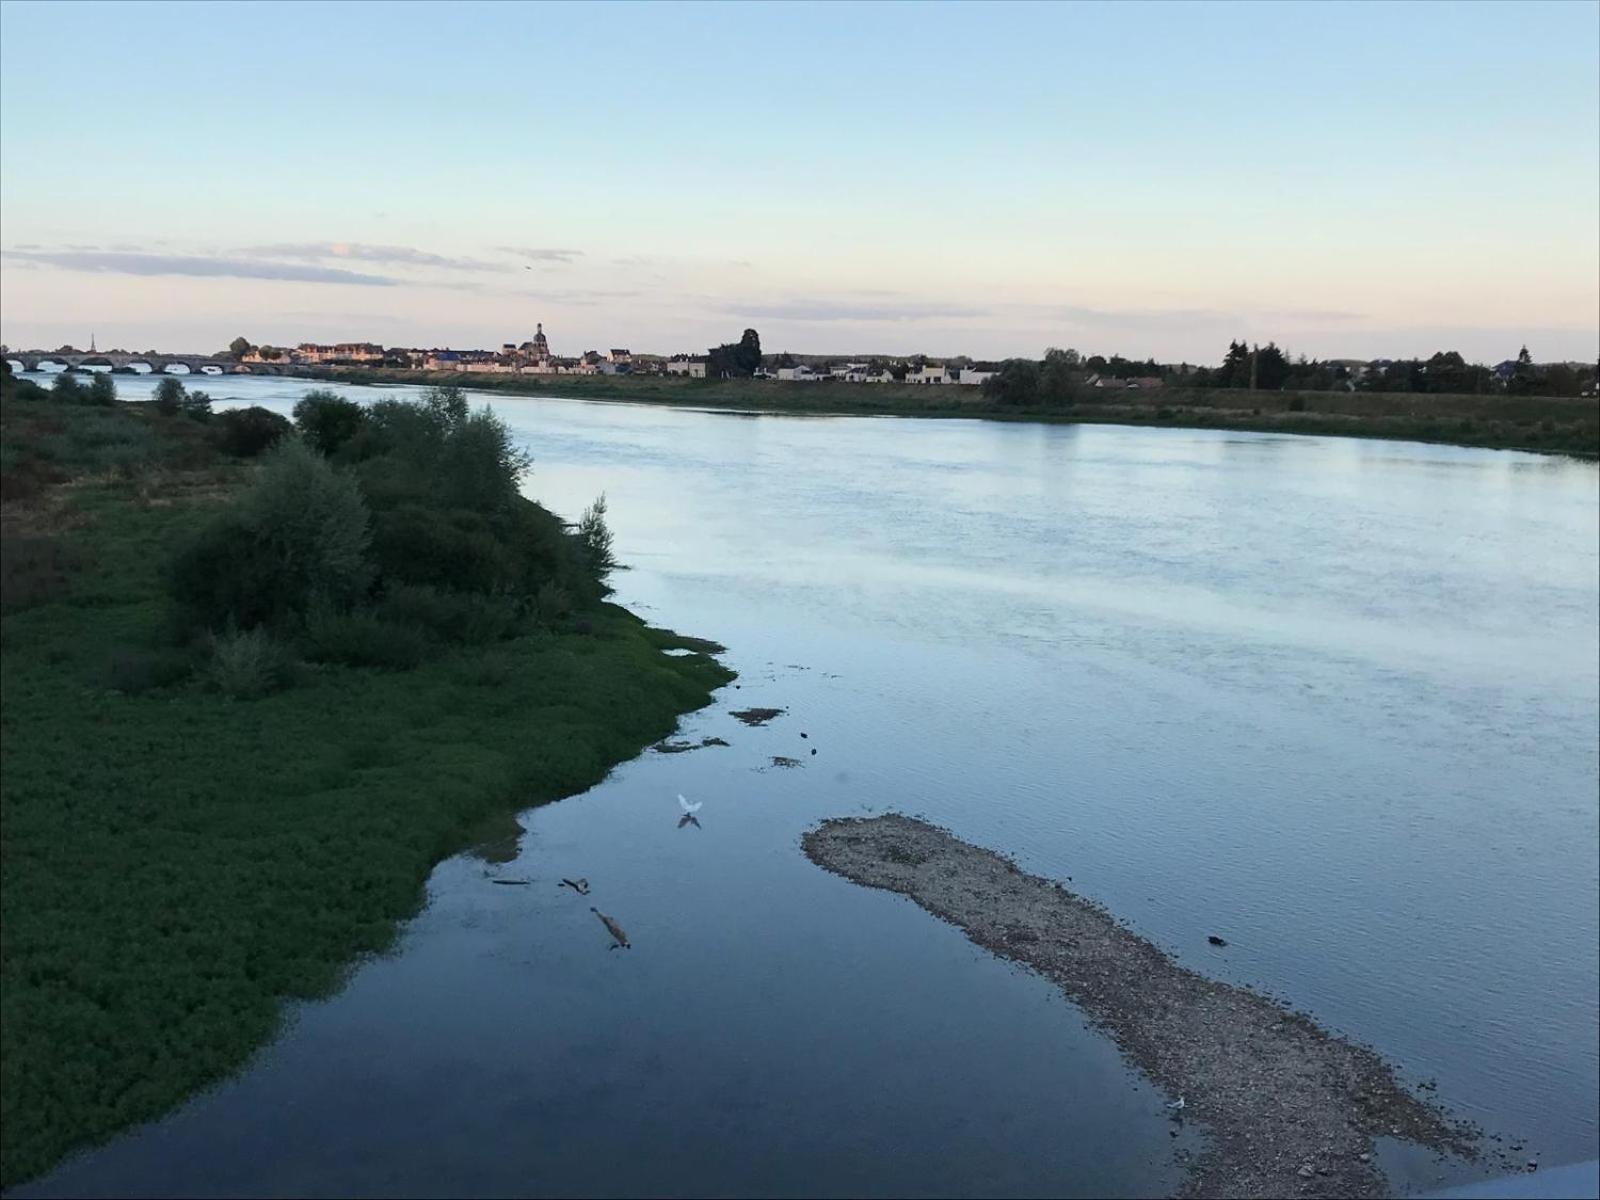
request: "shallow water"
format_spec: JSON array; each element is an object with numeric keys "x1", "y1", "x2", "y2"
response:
[{"x1": 20, "y1": 374, "x2": 1600, "y2": 1196}]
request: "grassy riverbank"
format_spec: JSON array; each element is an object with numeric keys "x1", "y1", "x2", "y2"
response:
[
  {"x1": 321, "y1": 369, "x2": 1600, "y2": 457},
  {"x1": 0, "y1": 391, "x2": 732, "y2": 1186}
]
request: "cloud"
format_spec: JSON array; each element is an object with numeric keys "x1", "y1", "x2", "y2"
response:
[
  {"x1": 731, "y1": 298, "x2": 991, "y2": 322},
  {"x1": 494, "y1": 246, "x2": 584, "y2": 263},
  {"x1": 2, "y1": 249, "x2": 397, "y2": 286},
  {"x1": 246, "y1": 242, "x2": 498, "y2": 272}
]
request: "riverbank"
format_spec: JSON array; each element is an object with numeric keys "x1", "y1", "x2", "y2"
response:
[
  {"x1": 321, "y1": 368, "x2": 1600, "y2": 457},
  {"x1": 0, "y1": 393, "x2": 732, "y2": 1186},
  {"x1": 803, "y1": 815, "x2": 1497, "y2": 1199}
]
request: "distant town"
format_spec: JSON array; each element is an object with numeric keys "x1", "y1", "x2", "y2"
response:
[{"x1": 4, "y1": 324, "x2": 1596, "y2": 398}]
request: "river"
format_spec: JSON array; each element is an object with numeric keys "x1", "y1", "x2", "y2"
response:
[{"x1": 17, "y1": 373, "x2": 1600, "y2": 1197}]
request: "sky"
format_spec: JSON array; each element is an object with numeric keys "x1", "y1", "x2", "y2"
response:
[{"x1": 1, "y1": 0, "x2": 1597, "y2": 365}]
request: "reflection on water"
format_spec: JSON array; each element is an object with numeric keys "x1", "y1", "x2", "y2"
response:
[{"x1": 19, "y1": 374, "x2": 1599, "y2": 1198}]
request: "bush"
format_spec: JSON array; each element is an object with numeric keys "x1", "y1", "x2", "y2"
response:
[
  {"x1": 170, "y1": 440, "x2": 371, "y2": 631},
  {"x1": 376, "y1": 583, "x2": 519, "y2": 645},
  {"x1": 293, "y1": 390, "x2": 367, "y2": 456},
  {"x1": 203, "y1": 627, "x2": 295, "y2": 699},
  {"x1": 153, "y1": 377, "x2": 187, "y2": 415},
  {"x1": 183, "y1": 389, "x2": 213, "y2": 418},
  {"x1": 302, "y1": 606, "x2": 428, "y2": 669},
  {"x1": 86, "y1": 373, "x2": 117, "y2": 407},
  {"x1": 215, "y1": 406, "x2": 292, "y2": 457},
  {"x1": 576, "y1": 493, "x2": 616, "y2": 586},
  {"x1": 535, "y1": 581, "x2": 572, "y2": 622},
  {"x1": 51, "y1": 372, "x2": 83, "y2": 402}
]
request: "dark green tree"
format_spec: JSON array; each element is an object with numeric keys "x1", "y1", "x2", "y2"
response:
[
  {"x1": 228, "y1": 337, "x2": 253, "y2": 360},
  {"x1": 87, "y1": 372, "x2": 117, "y2": 406},
  {"x1": 154, "y1": 377, "x2": 188, "y2": 415},
  {"x1": 51, "y1": 370, "x2": 83, "y2": 401}
]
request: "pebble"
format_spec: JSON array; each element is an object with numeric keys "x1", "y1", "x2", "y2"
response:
[
  {"x1": 1297, "y1": 1165, "x2": 1316, "y2": 1179},
  {"x1": 1358, "y1": 1153, "x2": 1371, "y2": 1163},
  {"x1": 1527, "y1": 1160, "x2": 1539, "y2": 1171}
]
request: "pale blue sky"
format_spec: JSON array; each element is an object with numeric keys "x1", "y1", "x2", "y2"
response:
[{"x1": 2, "y1": 0, "x2": 1596, "y2": 362}]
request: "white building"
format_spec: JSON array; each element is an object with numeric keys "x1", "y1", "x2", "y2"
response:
[
  {"x1": 666, "y1": 356, "x2": 707, "y2": 378},
  {"x1": 905, "y1": 365, "x2": 950, "y2": 385},
  {"x1": 776, "y1": 365, "x2": 820, "y2": 382},
  {"x1": 955, "y1": 369, "x2": 995, "y2": 387}
]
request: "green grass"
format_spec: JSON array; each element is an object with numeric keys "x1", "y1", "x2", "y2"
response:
[{"x1": 0, "y1": 402, "x2": 732, "y2": 1187}]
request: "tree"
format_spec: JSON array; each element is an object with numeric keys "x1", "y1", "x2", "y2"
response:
[
  {"x1": 576, "y1": 493, "x2": 616, "y2": 587},
  {"x1": 1253, "y1": 342, "x2": 1290, "y2": 391},
  {"x1": 87, "y1": 372, "x2": 117, "y2": 407},
  {"x1": 707, "y1": 328, "x2": 762, "y2": 378},
  {"x1": 51, "y1": 370, "x2": 83, "y2": 401},
  {"x1": 228, "y1": 337, "x2": 254, "y2": 361},
  {"x1": 982, "y1": 358, "x2": 1041, "y2": 406},
  {"x1": 294, "y1": 391, "x2": 368, "y2": 456},
  {"x1": 1217, "y1": 340, "x2": 1251, "y2": 388},
  {"x1": 154, "y1": 376, "x2": 188, "y2": 415},
  {"x1": 1038, "y1": 348, "x2": 1080, "y2": 406}
]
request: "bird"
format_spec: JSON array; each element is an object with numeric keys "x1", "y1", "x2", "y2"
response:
[
  {"x1": 1166, "y1": 1097, "x2": 1186, "y2": 1112},
  {"x1": 677, "y1": 812, "x2": 701, "y2": 830},
  {"x1": 559, "y1": 877, "x2": 590, "y2": 896},
  {"x1": 678, "y1": 794, "x2": 702, "y2": 815},
  {"x1": 1207, "y1": 935, "x2": 1228, "y2": 947},
  {"x1": 800, "y1": 732, "x2": 808, "y2": 739},
  {"x1": 591, "y1": 907, "x2": 630, "y2": 949}
]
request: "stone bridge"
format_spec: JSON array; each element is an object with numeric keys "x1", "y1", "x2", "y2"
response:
[{"x1": 4, "y1": 350, "x2": 240, "y2": 375}]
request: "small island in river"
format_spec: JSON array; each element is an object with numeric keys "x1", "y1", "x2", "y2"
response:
[{"x1": 803, "y1": 814, "x2": 1480, "y2": 1199}]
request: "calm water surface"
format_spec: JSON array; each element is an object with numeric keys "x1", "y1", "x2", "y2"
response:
[{"x1": 20, "y1": 375, "x2": 1600, "y2": 1197}]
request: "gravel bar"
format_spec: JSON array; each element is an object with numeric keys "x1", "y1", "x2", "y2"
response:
[{"x1": 802, "y1": 814, "x2": 1477, "y2": 1199}]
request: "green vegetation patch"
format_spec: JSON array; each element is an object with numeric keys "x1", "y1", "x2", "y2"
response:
[{"x1": 0, "y1": 388, "x2": 732, "y2": 1186}]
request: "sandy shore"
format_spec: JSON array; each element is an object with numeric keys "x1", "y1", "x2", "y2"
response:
[{"x1": 802, "y1": 814, "x2": 1479, "y2": 1199}]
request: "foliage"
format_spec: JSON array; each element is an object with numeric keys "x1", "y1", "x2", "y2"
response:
[
  {"x1": 0, "y1": 452, "x2": 731, "y2": 1186},
  {"x1": 169, "y1": 440, "x2": 371, "y2": 632},
  {"x1": 227, "y1": 336, "x2": 253, "y2": 360},
  {"x1": 153, "y1": 376, "x2": 188, "y2": 415},
  {"x1": 707, "y1": 327, "x2": 762, "y2": 378},
  {"x1": 50, "y1": 371, "x2": 83, "y2": 402},
  {"x1": 301, "y1": 604, "x2": 428, "y2": 669},
  {"x1": 202, "y1": 626, "x2": 296, "y2": 698},
  {"x1": 576, "y1": 492, "x2": 616, "y2": 586},
  {"x1": 982, "y1": 359, "x2": 1041, "y2": 406},
  {"x1": 375, "y1": 583, "x2": 520, "y2": 645},
  {"x1": 86, "y1": 372, "x2": 117, "y2": 407},
  {"x1": 214, "y1": 406, "x2": 292, "y2": 458},
  {"x1": 292, "y1": 390, "x2": 366, "y2": 456}
]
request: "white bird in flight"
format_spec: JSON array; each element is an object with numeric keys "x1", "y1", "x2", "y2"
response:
[
  {"x1": 678, "y1": 794, "x2": 702, "y2": 815},
  {"x1": 1166, "y1": 1097, "x2": 1186, "y2": 1112}
]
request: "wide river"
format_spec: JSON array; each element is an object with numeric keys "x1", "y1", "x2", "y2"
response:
[{"x1": 19, "y1": 375, "x2": 1600, "y2": 1198}]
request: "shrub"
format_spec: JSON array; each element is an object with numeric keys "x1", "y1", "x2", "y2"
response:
[
  {"x1": 1287, "y1": 396, "x2": 1307, "y2": 412},
  {"x1": 576, "y1": 493, "x2": 616, "y2": 586},
  {"x1": 170, "y1": 440, "x2": 371, "y2": 631},
  {"x1": 302, "y1": 606, "x2": 428, "y2": 669},
  {"x1": 215, "y1": 406, "x2": 292, "y2": 457},
  {"x1": 376, "y1": 583, "x2": 519, "y2": 645},
  {"x1": 86, "y1": 373, "x2": 117, "y2": 407},
  {"x1": 535, "y1": 581, "x2": 572, "y2": 622},
  {"x1": 203, "y1": 627, "x2": 294, "y2": 699},
  {"x1": 183, "y1": 389, "x2": 213, "y2": 418},
  {"x1": 51, "y1": 371, "x2": 83, "y2": 402},
  {"x1": 293, "y1": 390, "x2": 367, "y2": 456},
  {"x1": 153, "y1": 377, "x2": 187, "y2": 415}
]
